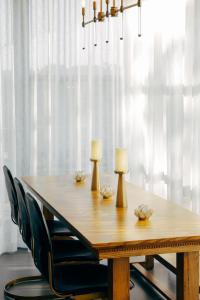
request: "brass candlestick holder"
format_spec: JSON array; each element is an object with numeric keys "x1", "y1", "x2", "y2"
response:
[
  {"x1": 115, "y1": 171, "x2": 127, "y2": 208},
  {"x1": 91, "y1": 159, "x2": 100, "y2": 192}
]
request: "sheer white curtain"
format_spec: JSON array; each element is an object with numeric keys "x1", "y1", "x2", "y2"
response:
[
  {"x1": 0, "y1": 0, "x2": 200, "y2": 254},
  {"x1": 0, "y1": 0, "x2": 18, "y2": 254}
]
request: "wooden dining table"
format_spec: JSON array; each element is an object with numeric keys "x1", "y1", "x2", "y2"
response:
[{"x1": 23, "y1": 174, "x2": 200, "y2": 300}]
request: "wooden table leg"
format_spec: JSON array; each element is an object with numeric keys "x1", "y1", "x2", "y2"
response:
[
  {"x1": 140, "y1": 255, "x2": 154, "y2": 270},
  {"x1": 108, "y1": 257, "x2": 130, "y2": 300},
  {"x1": 176, "y1": 251, "x2": 199, "y2": 300}
]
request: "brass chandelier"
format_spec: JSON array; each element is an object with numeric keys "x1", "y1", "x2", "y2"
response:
[{"x1": 81, "y1": 0, "x2": 142, "y2": 49}]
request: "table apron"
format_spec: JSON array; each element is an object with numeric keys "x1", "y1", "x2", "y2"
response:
[{"x1": 97, "y1": 242, "x2": 200, "y2": 259}]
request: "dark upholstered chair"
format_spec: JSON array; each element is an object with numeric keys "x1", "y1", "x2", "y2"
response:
[
  {"x1": 14, "y1": 177, "x2": 98, "y2": 264},
  {"x1": 3, "y1": 166, "x2": 19, "y2": 225},
  {"x1": 13, "y1": 177, "x2": 73, "y2": 242},
  {"x1": 4, "y1": 175, "x2": 99, "y2": 299},
  {"x1": 26, "y1": 193, "x2": 108, "y2": 299},
  {"x1": 14, "y1": 178, "x2": 32, "y2": 249},
  {"x1": 3, "y1": 169, "x2": 55, "y2": 299},
  {"x1": 3, "y1": 165, "x2": 73, "y2": 238}
]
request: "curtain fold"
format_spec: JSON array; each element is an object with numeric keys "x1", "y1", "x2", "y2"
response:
[{"x1": 0, "y1": 0, "x2": 200, "y2": 254}]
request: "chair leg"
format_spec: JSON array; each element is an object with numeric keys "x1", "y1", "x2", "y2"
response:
[{"x1": 4, "y1": 275, "x2": 56, "y2": 299}]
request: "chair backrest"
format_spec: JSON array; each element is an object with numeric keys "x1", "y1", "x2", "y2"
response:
[
  {"x1": 14, "y1": 178, "x2": 31, "y2": 249},
  {"x1": 3, "y1": 165, "x2": 18, "y2": 225},
  {"x1": 26, "y1": 193, "x2": 51, "y2": 279}
]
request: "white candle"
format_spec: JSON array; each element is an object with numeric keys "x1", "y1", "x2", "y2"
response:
[
  {"x1": 82, "y1": 0, "x2": 86, "y2": 7},
  {"x1": 91, "y1": 140, "x2": 102, "y2": 160},
  {"x1": 115, "y1": 148, "x2": 128, "y2": 172}
]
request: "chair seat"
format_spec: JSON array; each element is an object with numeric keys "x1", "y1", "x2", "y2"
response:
[
  {"x1": 46, "y1": 220, "x2": 72, "y2": 237},
  {"x1": 53, "y1": 263, "x2": 108, "y2": 295},
  {"x1": 52, "y1": 239, "x2": 97, "y2": 263}
]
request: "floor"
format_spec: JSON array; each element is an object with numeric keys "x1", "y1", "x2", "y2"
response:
[{"x1": 0, "y1": 249, "x2": 176, "y2": 300}]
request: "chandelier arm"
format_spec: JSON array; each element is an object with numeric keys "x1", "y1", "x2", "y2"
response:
[
  {"x1": 84, "y1": 19, "x2": 95, "y2": 26},
  {"x1": 123, "y1": 2, "x2": 138, "y2": 11}
]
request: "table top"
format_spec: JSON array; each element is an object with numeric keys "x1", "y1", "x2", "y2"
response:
[{"x1": 23, "y1": 175, "x2": 200, "y2": 258}]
